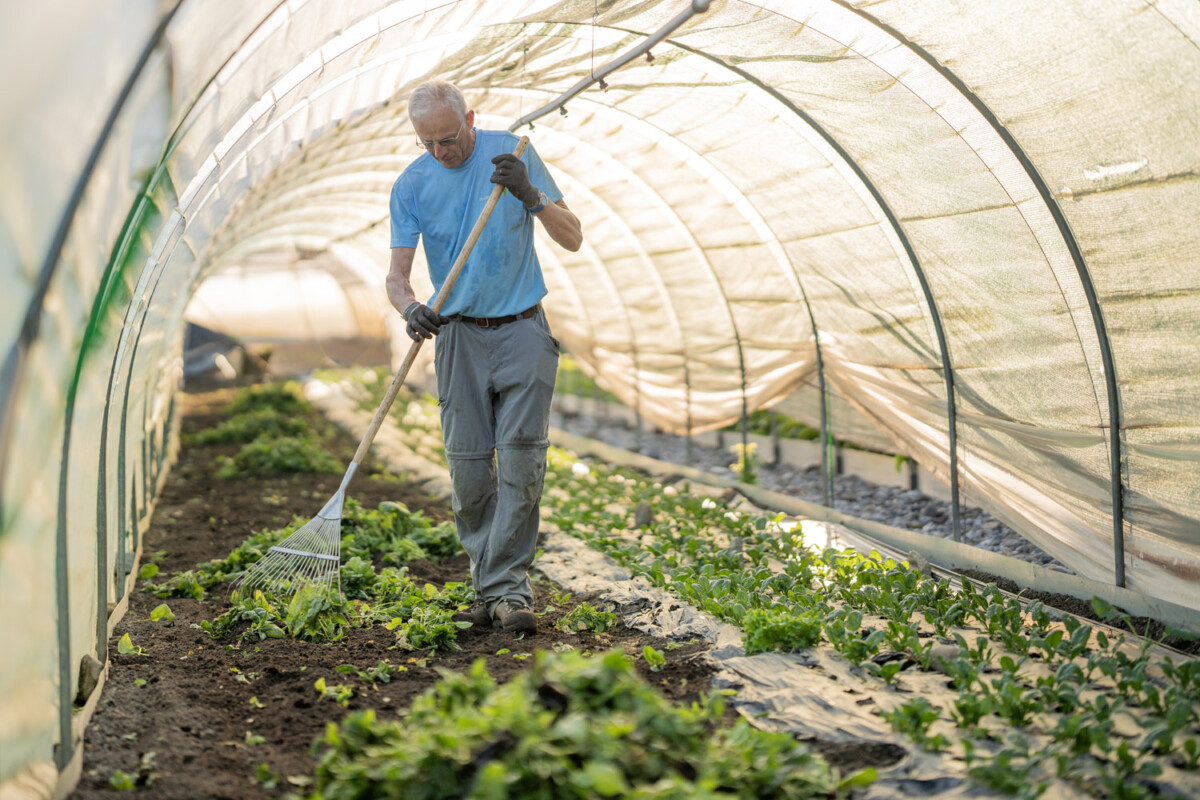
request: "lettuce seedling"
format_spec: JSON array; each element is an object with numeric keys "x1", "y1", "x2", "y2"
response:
[
  {"x1": 146, "y1": 570, "x2": 205, "y2": 601},
  {"x1": 387, "y1": 606, "x2": 466, "y2": 651},
  {"x1": 149, "y1": 603, "x2": 174, "y2": 622},
  {"x1": 339, "y1": 556, "x2": 377, "y2": 600},
  {"x1": 201, "y1": 590, "x2": 285, "y2": 642},
  {"x1": 642, "y1": 645, "x2": 666, "y2": 672},
  {"x1": 556, "y1": 602, "x2": 618, "y2": 634},
  {"x1": 882, "y1": 697, "x2": 948, "y2": 752},
  {"x1": 336, "y1": 660, "x2": 405, "y2": 684},
  {"x1": 285, "y1": 586, "x2": 350, "y2": 642},
  {"x1": 117, "y1": 633, "x2": 145, "y2": 655},
  {"x1": 314, "y1": 677, "x2": 354, "y2": 707},
  {"x1": 742, "y1": 608, "x2": 820, "y2": 655}
]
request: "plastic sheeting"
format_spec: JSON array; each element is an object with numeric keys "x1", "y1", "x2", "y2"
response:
[{"x1": 3, "y1": 0, "x2": 1200, "y2": 790}]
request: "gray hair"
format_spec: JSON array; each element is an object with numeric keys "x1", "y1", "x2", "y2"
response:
[{"x1": 408, "y1": 80, "x2": 468, "y2": 123}]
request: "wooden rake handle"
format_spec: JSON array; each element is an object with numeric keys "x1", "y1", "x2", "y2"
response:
[{"x1": 350, "y1": 135, "x2": 531, "y2": 469}]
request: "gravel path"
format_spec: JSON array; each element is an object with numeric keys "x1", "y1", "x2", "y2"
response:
[{"x1": 550, "y1": 408, "x2": 1071, "y2": 573}]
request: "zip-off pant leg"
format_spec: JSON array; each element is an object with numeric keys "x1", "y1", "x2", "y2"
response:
[{"x1": 434, "y1": 309, "x2": 559, "y2": 611}]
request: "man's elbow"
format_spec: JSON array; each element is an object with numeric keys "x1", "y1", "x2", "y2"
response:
[
  {"x1": 560, "y1": 218, "x2": 584, "y2": 252},
  {"x1": 562, "y1": 230, "x2": 583, "y2": 252}
]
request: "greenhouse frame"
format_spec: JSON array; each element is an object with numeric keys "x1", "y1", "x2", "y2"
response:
[{"x1": 2, "y1": 0, "x2": 1199, "y2": 795}]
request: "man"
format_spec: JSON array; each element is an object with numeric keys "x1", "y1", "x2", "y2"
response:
[{"x1": 386, "y1": 79, "x2": 582, "y2": 634}]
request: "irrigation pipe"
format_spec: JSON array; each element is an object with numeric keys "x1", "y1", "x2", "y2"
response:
[{"x1": 506, "y1": 0, "x2": 713, "y2": 133}]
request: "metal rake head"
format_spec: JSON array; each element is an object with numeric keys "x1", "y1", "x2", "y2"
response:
[{"x1": 234, "y1": 512, "x2": 343, "y2": 598}]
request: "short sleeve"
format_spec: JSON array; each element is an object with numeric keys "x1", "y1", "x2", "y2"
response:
[
  {"x1": 389, "y1": 173, "x2": 421, "y2": 248},
  {"x1": 522, "y1": 144, "x2": 563, "y2": 204}
]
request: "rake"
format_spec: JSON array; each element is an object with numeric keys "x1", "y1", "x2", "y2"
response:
[{"x1": 235, "y1": 136, "x2": 530, "y2": 598}]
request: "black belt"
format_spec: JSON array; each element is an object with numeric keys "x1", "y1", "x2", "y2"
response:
[{"x1": 450, "y1": 304, "x2": 539, "y2": 329}]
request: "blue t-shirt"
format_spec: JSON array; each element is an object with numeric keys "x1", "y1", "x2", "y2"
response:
[{"x1": 389, "y1": 129, "x2": 562, "y2": 317}]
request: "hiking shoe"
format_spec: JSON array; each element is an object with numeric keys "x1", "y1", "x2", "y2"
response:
[
  {"x1": 452, "y1": 601, "x2": 491, "y2": 628},
  {"x1": 494, "y1": 599, "x2": 537, "y2": 634}
]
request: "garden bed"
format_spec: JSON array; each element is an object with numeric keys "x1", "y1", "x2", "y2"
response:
[
  {"x1": 74, "y1": 377, "x2": 1200, "y2": 799},
  {"x1": 71, "y1": 388, "x2": 719, "y2": 799}
]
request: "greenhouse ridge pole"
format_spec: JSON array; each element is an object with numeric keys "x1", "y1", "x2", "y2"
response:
[
  {"x1": 830, "y1": 1, "x2": 1126, "y2": 584},
  {"x1": 507, "y1": 0, "x2": 712, "y2": 133}
]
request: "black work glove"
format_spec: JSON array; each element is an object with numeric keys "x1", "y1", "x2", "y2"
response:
[
  {"x1": 404, "y1": 302, "x2": 449, "y2": 341},
  {"x1": 490, "y1": 153, "x2": 539, "y2": 208}
]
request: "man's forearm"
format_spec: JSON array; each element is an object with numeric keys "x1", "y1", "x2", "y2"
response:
[
  {"x1": 386, "y1": 247, "x2": 420, "y2": 315},
  {"x1": 386, "y1": 274, "x2": 417, "y2": 315},
  {"x1": 535, "y1": 200, "x2": 583, "y2": 252}
]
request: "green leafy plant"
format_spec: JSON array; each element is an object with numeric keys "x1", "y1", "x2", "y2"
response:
[
  {"x1": 642, "y1": 645, "x2": 666, "y2": 672},
  {"x1": 108, "y1": 752, "x2": 158, "y2": 790},
  {"x1": 742, "y1": 608, "x2": 821, "y2": 654},
  {"x1": 137, "y1": 563, "x2": 159, "y2": 580},
  {"x1": 188, "y1": 407, "x2": 312, "y2": 445},
  {"x1": 309, "y1": 651, "x2": 838, "y2": 799},
  {"x1": 314, "y1": 677, "x2": 355, "y2": 707},
  {"x1": 556, "y1": 602, "x2": 618, "y2": 633},
  {"x1": 991, "y1": 673, "x2": 1042, "y2": 728},
  {"x1": 254, "y1": 762, "x2": 281, "y2": 789},
  {"x1": 951, "y1": 689, "x2": 994, "y2": 730},
  {"x1": 883, "y1": 697, "x2": 949, "y2": 752},
  {"x1": 336, "y1": 660, "x2": 406, "y2": 684},
  {"x1": 823, "y1": 609, "x2": 884, "y2": 666},
  {"x1": 387, "y1": 606, "x2": 466, "y2": 651},
  {"x1": 109, "y1": 770, "x2": 134, "y2": 791},
  {"x1": 200, "y1": 589, "x2": 286, "y2": 642},
  {"x1": 536, "y1": 441, "x2": 1200, "y2": 800},
  {"x1": 149, "y1": 603, "x2": 175, "y2": 622},
  {"x1": 1178, "y1": 738, "x2": 1200, "y2": 771},
  {"x1": 720, "y1": 409, "x2": 818, "y2": 440},
  {"x1": 228, "y1": 382, "x2": 311, "y2": 416},
  {"x1": 286, "y1": 586, "x2": 351, "y2": 642},
  {"x1": 116, "y1": 633, "x2": 144, "y2": 655},
  {"x1": 215, "y1": 434, "x2": 341, "y2": 478},
  {"x1": 339, "y1": 556, "x2": 377, "y2": 600},
  {"x1": 965, "y1": 735, "x2": 1046, "y2": 799},
  {"x1": 730, "y1": 441, "x2": 758, "y2": 484},
  {"x1": 146, "y1": 569, "x2": 205, "y2": 601}
]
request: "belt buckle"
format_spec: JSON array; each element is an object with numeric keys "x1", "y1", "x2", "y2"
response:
[{"x1": 476, "y1": 317, "x2": 492, "y2": 329}]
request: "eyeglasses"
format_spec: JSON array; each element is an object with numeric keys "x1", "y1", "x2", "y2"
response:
[{"x1": 415, "y1": 120, "x2": 466, "y2": 150}]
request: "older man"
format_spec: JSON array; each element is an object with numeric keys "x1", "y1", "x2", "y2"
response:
[{"x1": 386, "y1": 80, "x2": 582, "y2": 634}]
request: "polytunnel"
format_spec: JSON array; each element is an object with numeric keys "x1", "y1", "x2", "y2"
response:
[{"x1": 3, "y1": 0, "x2": 1200, "y2": 793}]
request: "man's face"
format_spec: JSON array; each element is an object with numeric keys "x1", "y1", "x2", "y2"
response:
[{"x1": 413, "y1": 106, "x2": 475, "y2": 169}]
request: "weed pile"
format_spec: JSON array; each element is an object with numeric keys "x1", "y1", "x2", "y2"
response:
[
  {"x1": 146, "y1": 496, "x2": 471, "y2": 649},
  {"x1": 147, "y1": 498, "x2": 459, "y2": 601}
]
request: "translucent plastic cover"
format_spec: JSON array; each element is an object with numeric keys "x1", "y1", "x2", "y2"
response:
[{"x1": 3, "y1": 0, "x2": 1200, "y2": 788}]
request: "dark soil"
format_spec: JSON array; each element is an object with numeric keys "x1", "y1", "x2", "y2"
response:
[
  {"x1": 70, "y1": 389, "x2": 723, "y2": 799},
  {"x1": 957, "y1": 569, "x2": 1200, "y2": 656}
]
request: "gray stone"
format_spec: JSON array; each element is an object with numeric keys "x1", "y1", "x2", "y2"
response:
[{"x1": 75, "y1": 653, "x2": 103, "y2": 706}]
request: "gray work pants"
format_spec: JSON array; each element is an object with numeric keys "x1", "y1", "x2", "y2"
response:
[{"x1": 433, "y1": 308, "x2": 559, "y2": 612}]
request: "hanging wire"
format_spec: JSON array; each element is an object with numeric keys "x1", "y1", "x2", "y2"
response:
[
  {"x1": 590, "y1": 0, "x2": 597, "y2": 83},
  {"x1": 591, "y1": 0, "x2": 609, "y2": 91}
]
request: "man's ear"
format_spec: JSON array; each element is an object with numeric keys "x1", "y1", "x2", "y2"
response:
[{"x1": 466, "y1": 109, "x2": 475, "y2": 128}]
